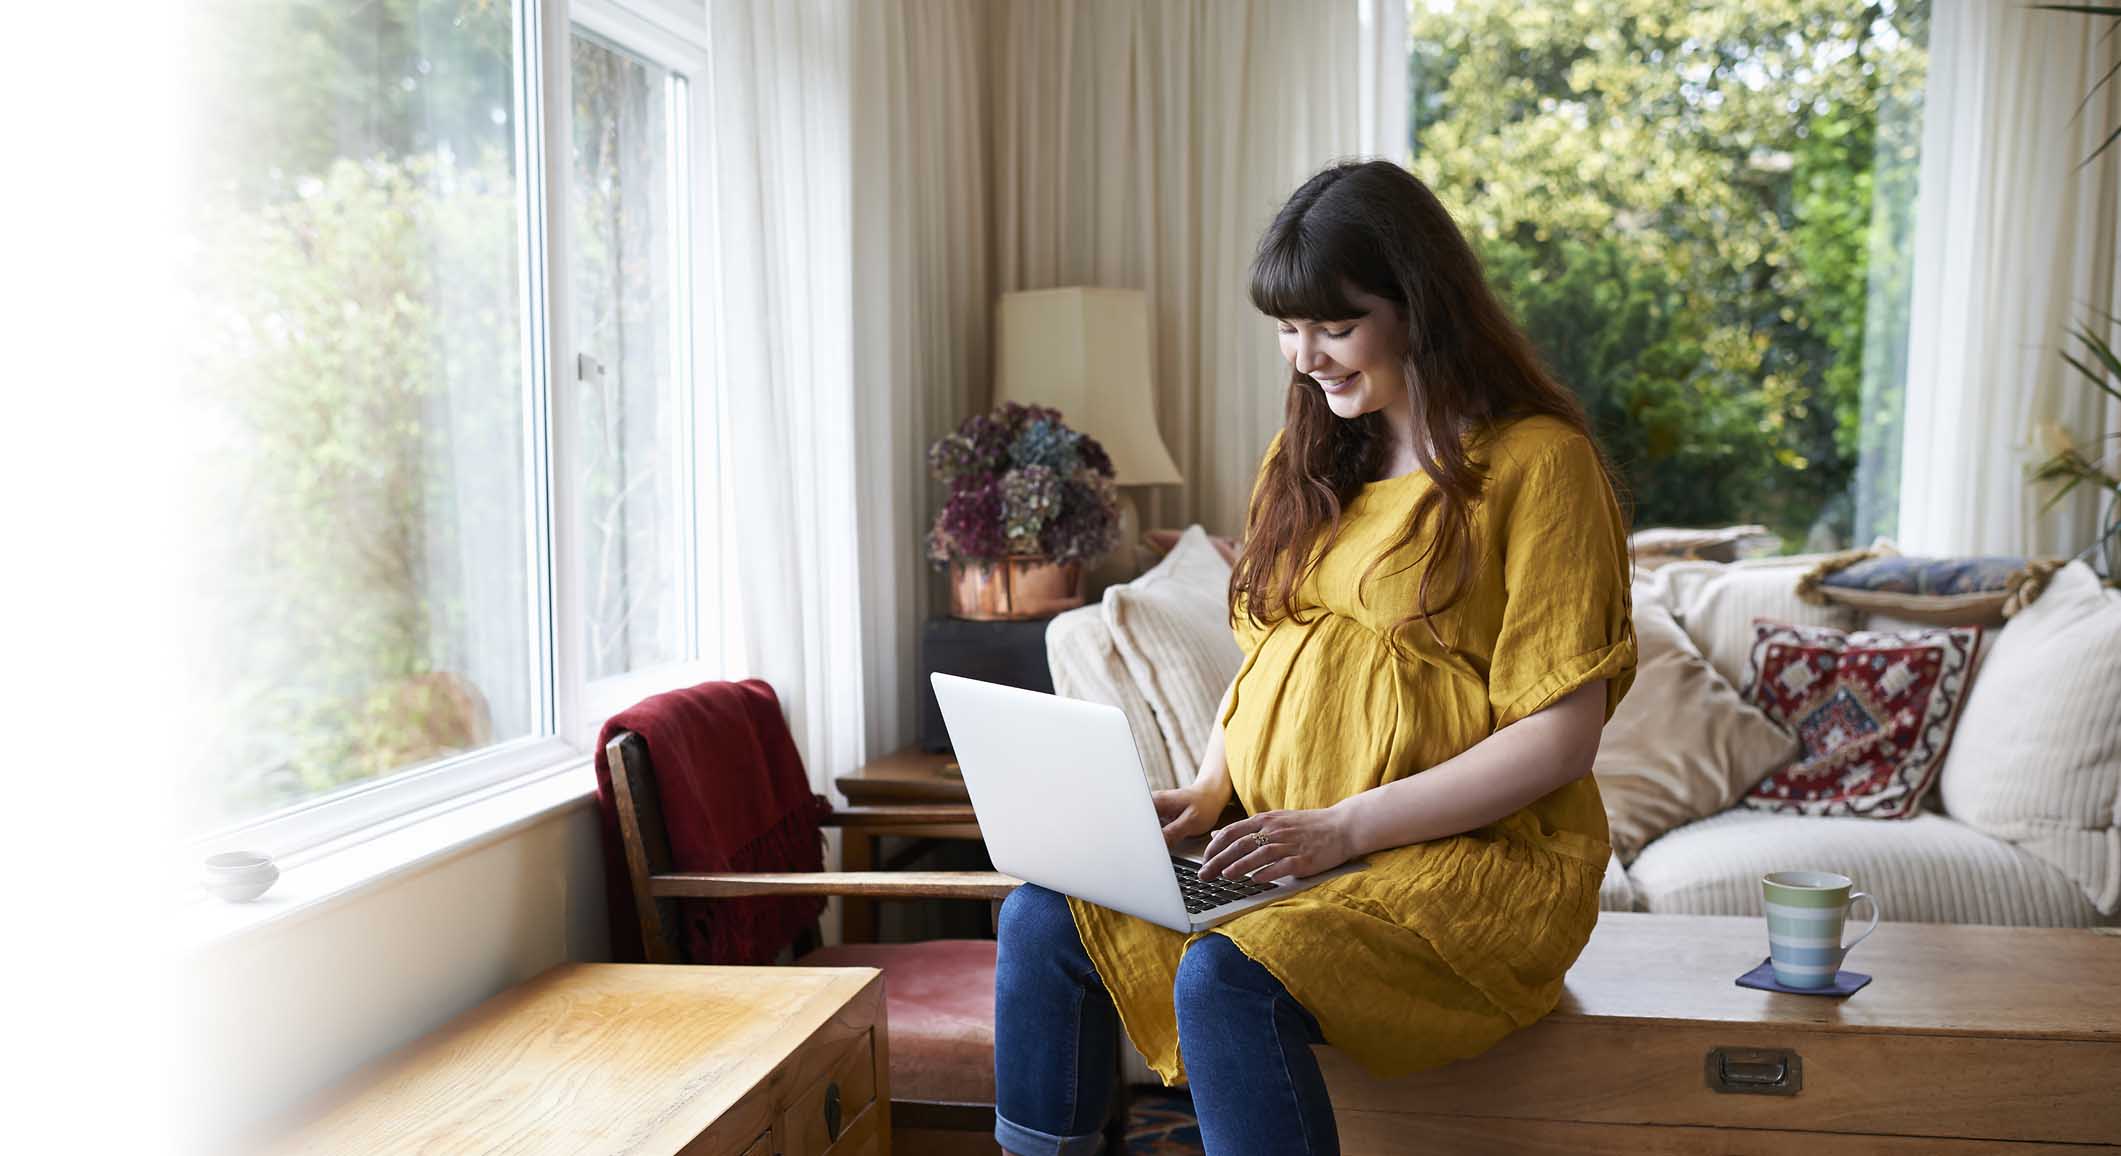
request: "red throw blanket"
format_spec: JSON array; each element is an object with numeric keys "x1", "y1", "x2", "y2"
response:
[{"x1": 594, "y1": 679, "x2": 832, "y2": 964}]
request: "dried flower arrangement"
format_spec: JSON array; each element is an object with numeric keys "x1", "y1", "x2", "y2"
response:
[{"x1": 926, "y1": 402, "x2": 1121, "y2": 569}]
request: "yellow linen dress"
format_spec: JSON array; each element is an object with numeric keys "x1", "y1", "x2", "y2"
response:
[{"x1": 1068, "y1": 414, "x2": 1637, "y2": 1085}]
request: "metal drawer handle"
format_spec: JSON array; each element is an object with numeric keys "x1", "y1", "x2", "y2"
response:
[
  {"x1": 1706, "y1": 1047, "x2": 1802, "y2": 1096},
  {"x1": 824, "y1": 1081, "x2": 842, "y2": 1141}
]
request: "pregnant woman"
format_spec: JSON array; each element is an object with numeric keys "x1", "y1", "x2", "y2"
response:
[{"x1": 992, "y1": 159, "x2": 1639, "y2": 1156}]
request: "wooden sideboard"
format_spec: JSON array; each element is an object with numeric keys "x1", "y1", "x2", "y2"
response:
[{"x1": 254, "y1": 964, "x2": 889, "y2": 1156}]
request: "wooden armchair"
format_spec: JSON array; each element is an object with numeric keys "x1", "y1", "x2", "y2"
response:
[{"x1": 605, "y1": 731, "x2": 1132, "y2": 1156}]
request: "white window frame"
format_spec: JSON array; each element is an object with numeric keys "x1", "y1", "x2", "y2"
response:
[
  {"x1": 191, "y1": 0, "x2": 724, "y2": 868},
  {"x1": 565, "y1": 0, "x2": 723, "y2": 748}
]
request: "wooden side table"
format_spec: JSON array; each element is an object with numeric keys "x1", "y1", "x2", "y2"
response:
[
  {"x1": 255, "y1": 964, "x2": 890, "y2": 1156},
  {"x1": 836, "y1": 748, "x2": 981, "y2": 944}
]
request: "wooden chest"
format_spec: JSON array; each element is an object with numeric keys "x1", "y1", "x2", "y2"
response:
[
  {"x1": 256, "y1": 964, "x2": 890, "y2": 1156},
  {"x1": 1318, "y1": 913, "x2": 2121, "y2": 1153}
]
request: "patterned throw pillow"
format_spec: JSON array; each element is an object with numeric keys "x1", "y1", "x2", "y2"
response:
[{"x1": 1738, "y1": 620, "x2": 1984, "y2": 818}]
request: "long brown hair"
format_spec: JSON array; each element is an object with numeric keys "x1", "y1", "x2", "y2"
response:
[{"x1": 1232, "y1": 160, "x2": 1630, "y2": 659}]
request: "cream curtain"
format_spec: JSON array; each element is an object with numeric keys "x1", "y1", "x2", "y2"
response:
[
  {"x1": 849, "y1": 0, "x2": 997, "y2": 749},
  {"x1": 1897, "y1": 1, "x2": 2121, "y2": 560},
  {"x1": 993, "y1": 0, "x2": 1393, "y2": 538}
]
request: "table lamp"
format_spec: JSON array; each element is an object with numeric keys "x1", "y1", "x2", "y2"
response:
[{"x1": 992, "y1": 287, "x2": 1183, "y2": 588}]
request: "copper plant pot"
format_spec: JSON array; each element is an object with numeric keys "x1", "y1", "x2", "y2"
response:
[{"x1": 949, "y1": 555, "x2": 1086, "y2": 620}]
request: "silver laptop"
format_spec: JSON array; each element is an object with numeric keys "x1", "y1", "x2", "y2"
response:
[{"x1": 929, "y1": 672, "x2": 1361, "y2": 932}]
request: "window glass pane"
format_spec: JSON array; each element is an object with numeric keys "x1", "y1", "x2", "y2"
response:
[
  {"x1": 182, "y1": 0, "x2": 535, "y2": 833},
  {"x1": 570, "y1": 32, "x2": 690, "y2": 680},
  {"x1": 1408, "y1": 1, "x2": 1929, "y2": 552}
]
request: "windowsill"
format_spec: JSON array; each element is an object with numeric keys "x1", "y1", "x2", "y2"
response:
[{"x1": 177, "y1": 758, "x2": 601, "y2": 958}]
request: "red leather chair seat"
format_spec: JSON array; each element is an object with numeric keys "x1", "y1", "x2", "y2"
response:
[{"x1": 798, "y1": 938, "x2": 997, "y2": 1104}]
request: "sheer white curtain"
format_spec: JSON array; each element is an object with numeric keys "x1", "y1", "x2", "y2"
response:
[
  {"x1": 1897, "y1": 1, "x2": 2121, "y2": 559},
  {"x1": 994, "y1": 0, "x2": 1398, "y2": 536},
  {"x1": 701, "y1": 0, "x2": 866, "y2": 788},
  {"x1": 704, "y1": 0, "x2": 997, "y2": 774}
]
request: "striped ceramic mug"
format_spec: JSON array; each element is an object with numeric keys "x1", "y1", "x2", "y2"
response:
[{"x1": 1761, "y1": 870, "x2": 1881, "y2": 988}]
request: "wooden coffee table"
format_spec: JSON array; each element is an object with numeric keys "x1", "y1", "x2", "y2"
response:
[{"x1": 1319, "y1": 912, "x2": 2121, "y2": 1153}]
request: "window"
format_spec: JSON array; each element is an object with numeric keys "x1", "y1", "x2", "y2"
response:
[
  {"x1": 570, "y1": 30, "x2": 694, "y2": 684},
  {"x1": 179, "y1": 0, "x2": 715, "y2": 858},
  {"x1": 1408, "y1": 1, "x2": 1929, "y2": 552}
]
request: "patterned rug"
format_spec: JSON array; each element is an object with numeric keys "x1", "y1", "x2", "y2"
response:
[{"x1": 1123, "y1": 1086, "x2": 1203, "y2": 1154}]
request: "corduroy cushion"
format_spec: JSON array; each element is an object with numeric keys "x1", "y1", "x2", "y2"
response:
[
  {"x1": 797, "y1": 939, "x2": 998, "y2": 1104},
  {"x1": 1593, "y1": 586, "x2": 1799, "y2": 863},
  {"x1": 1628, "y1": 807, "x2": 2113, "y2": 927},
  {"x1": 1660, "y1": 554, "x2": 1861, "y2": 691},
  {"x1": 1938, "y1": 561, "x2": 2121, "y2": 915},
  {"x1": 1102, "y1": 525, "x2": 1243, "y2": 791},
  {"x1": 1045, "y1": 604, "x2": 1177, "y2": 791}
]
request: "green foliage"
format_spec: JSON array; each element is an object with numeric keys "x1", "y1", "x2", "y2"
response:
[
  {"x1": 192, "y1": 147, "x2": 526, "y2": 825},
  {"x1": 187, "y1": 0, "x2": 526, "y2": 830},
  {"x1": 187, "y1": 0, "x2": 516, "y2": 211},
  {"x1": 1411, "y1": 0, "x2": 1929, "y2": 550}
]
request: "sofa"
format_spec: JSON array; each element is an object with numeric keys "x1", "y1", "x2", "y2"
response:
[{"x1": 1048, "y1": 526, "x2": 2121, "y2": 932}]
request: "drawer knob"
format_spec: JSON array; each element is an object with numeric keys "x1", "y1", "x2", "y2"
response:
[
  {"x1": 824, "y1": 1081, "x2": 842, "y2": 1141},
  {"x1": 1705, "y1": 1046, "x2": 1802, "y2": 1096}
]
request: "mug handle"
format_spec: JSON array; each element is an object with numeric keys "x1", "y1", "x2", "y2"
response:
[{"x1": 1842, "y1": 891, "x2": 1880, "y2": 953}]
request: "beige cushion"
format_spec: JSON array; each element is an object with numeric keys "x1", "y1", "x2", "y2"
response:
[
  {"x1": 1044, "y1": 604, "x2": 1177, "y2": 791},
  {"x1": 1628, "y1": 807, "x2": 2114, "y2": 927},
  {"x1": 1102, "y1": 525, "x2": 1244, "y2": 791},
  {"x1": 1938, "y1": 561, "x2": 2121, "y2": 915},
  {"x1": 1660, "y1": 555, "x2": 1862, "y2": 692},
  {"x1": 1594, "y1": 593, "x2": 1800, "y2": 864}
]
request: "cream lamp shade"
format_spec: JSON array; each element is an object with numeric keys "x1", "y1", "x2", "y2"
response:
[{"x1": 993, "y1": 287, "x2": 1183, "y2": 486}]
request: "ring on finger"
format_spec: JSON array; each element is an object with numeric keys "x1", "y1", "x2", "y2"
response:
[{"x1": 1250, "y1": 830, "x2": 1269, "y2": 852}]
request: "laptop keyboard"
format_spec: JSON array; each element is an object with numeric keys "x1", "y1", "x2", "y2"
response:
[{"x1": 1172, "y1": 855, "x2": 1278, "y2": 915}]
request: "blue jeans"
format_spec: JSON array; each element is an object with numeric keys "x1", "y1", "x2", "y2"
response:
[{"x1": 993, "y1": 884, "x2": 1339, "y2": 1156}]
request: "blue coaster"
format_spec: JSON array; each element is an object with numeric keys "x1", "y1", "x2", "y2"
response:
[{"x1": 1736, "y1": 957, "x2": 1871, "y2": 997}]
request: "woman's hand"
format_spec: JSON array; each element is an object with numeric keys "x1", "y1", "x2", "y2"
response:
[
  {"x1": 1151, "y1": 784, "x2": 1226, "y2": 848},
  {"x1": 1197, "y1": 807, "x2": 1359, "y2": 883}
]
